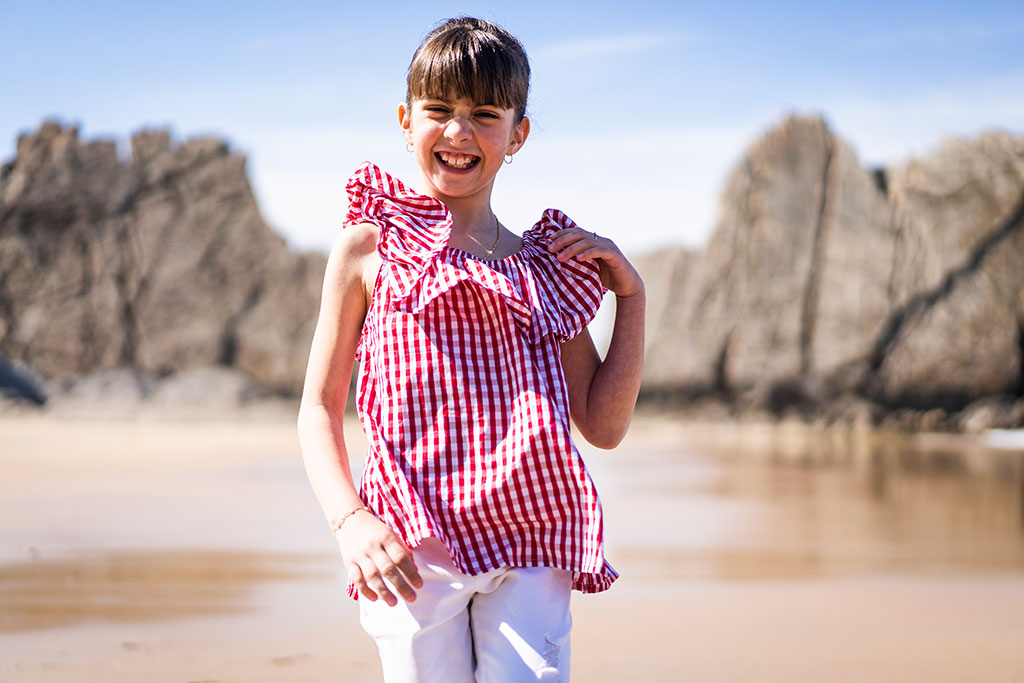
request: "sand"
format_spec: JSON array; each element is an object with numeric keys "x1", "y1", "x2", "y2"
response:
[{"x1": 1, "y1": 412, "x2": 1023, "y2": 682}]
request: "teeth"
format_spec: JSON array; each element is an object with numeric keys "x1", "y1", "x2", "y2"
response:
[{"x1": 439, "y1": 152, "x2": 476, "y2": 168}]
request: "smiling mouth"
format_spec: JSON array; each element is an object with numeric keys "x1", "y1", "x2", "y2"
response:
[{"x1": 436, "y1": 151, "x2": 480, "y2": 170}]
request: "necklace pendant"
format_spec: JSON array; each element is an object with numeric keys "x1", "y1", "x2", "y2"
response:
[{"x1": 462, "y1": 214, "x2": 501, "y2": 259}]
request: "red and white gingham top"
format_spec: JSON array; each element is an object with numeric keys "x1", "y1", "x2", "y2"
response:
[{"x1": 344, "y1": 162, "x2": 617, "y2": 599}]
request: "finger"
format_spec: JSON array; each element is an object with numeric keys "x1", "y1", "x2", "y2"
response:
[
  {"x1": 360, "y1": 556, "x2": 398, "y2": 606},
  {"x1": 348, "y1": 563, "x2": 380, "y2": 603},
  {"x1": 372, "y1": 548, "x2": 416, "y2": 603},
  {"x1": 384, "y1": 537, "x2": 422, "y2": 584},
  {"x1": 385, "y1": 539, "x2": 423, "y2": 592},
  {"x1": 554, "y1": 239, "x2": 608, "y2": 262},
  {"x1": 549, "y1": 227, "x2": 582, "y2": 242},
  {"x1": 547, "y1": 227, "x2": 594, "y2": 252},
  {"x1": 572, "y1": 246, "x2": 620, "y2": 263}
]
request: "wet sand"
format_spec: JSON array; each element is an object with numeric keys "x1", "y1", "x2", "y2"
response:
[{"x1": 2, "y1": 413, "x2": 1024, "y2": 681}]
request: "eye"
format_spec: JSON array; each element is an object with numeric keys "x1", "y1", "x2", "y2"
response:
[
  {"x1": 475, "y1": 111, "x2": 501, "y2": 120},
  {"x1": 421, "y1": 102, "x2": 451, "y2": 114}
]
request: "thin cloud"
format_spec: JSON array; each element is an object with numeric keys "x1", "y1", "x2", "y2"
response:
[
  {"x1": 237, "y1": 25, "x2": 351, "y2": 52},
  {"x1": 532, "y1": 32, "x2": 682, "y2": 63},
  {"x1": 853, "y1": 22, "x2": 1024, "y2": 50},
  {"x1": 819, "y1": 69, "x2": 1024, "y2": 164}
]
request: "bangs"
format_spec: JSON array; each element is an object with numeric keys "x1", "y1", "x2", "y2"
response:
[{"x1": 407, "y1": 24, "x2": 530, "y2": 118}]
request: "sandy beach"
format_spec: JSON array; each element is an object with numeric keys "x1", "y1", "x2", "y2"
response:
[{"x1": 2, "y1": 412, "x2": 1024, "y2": 682}]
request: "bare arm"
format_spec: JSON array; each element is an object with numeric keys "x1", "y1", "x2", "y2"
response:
[
  {"x1": 297, "y1": 223, "x2": 374, "y2": 530},
  {"x1": 296, "y1": 223, "x2": 421, "y2": 604},
  {"x1": 548, "y1": 228, "x2": 646, "y2": 449}
]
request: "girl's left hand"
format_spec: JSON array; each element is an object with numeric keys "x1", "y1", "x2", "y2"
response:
[{"x1": 548, "y1": 227, "x2": 644, "y2": 298}]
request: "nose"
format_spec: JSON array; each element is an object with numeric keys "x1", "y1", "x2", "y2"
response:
[{"x1": 443, "y1": 116, "x2": 472, "y2": 144}]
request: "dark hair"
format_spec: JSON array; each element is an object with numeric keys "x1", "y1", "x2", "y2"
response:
[{"x1": 406, "y1": 17, "x2": 531, "y2": 122}]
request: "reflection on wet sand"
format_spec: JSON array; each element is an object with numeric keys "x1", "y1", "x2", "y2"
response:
[
  {"x1": 0, "y1": 549, "x2": 334, "y2": 633},
  {"x1": 593, "y1": 421, "x2": 1024, "y2": 582}
]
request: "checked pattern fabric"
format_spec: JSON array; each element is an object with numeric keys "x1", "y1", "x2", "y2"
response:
[{"x1": 344, "y1": 162, "x2": 617, "y2": 599}]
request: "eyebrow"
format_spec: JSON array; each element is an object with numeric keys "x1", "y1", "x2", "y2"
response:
[{"x1": 421, "y1": 95, "x2": 499, "y2": 107}]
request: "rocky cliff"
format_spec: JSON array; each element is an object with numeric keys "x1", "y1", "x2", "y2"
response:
[
  {"x1": 4, "y1": 116, "x2": 1022, "y2": 429},
  {"x1": 0, "y1": 121, "x2": 326, "y2": 403},
  {"x1": 641, "y1": 115, "x2": 1024, "y2": 427}
]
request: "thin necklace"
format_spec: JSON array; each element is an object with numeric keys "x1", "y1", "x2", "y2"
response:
[{"x1": 466, "y1": 215, "x2": 501, "y2": 258}]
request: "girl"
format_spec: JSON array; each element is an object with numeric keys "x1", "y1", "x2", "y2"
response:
[{"x1": 297, "y1": 16, "x2": 644, "y2": 683}]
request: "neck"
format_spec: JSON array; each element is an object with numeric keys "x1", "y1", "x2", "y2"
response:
[
  {"x1": 449, "y1": 205, "x2": 496, "y2": 240},
  {"x1": 420, "y1": 182, "x2": 499, "y2": 249}
]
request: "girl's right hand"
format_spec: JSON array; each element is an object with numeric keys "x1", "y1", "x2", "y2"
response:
[{"x1": 336, "y1": 511, "x2": 423, "y2": 606}]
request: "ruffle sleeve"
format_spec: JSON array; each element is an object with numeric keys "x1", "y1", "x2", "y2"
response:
[
  {"x1": 520, "y1": 209, "x2": 608, "y2": 343},
  {"x1": 344, "y1": 161, "x2": 451, "y2": 303}
]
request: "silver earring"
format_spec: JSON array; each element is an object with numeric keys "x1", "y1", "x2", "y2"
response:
[
  {"x1": 406, "y1": 143, "x2": 413, "y2": 153},
  {"x1": 504, "y1": 154, "x2": 513, "y2": 164}
]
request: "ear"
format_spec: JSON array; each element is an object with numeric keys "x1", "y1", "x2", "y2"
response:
[
  {"x1": 506, "y1": 116, "x2": 530, "y2": 156},
  {"x1": 398, "y1": 102, "x2": 413, "y2": 144}
]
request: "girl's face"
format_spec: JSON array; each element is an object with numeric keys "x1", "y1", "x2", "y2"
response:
[{"x1": 399, "y1": 95, "x2": 529, "y2": 206}]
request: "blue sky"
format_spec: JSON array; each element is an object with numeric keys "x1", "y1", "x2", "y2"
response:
[{"x1": 3, "y1": 0, "x2": 1023, "y2": 255}]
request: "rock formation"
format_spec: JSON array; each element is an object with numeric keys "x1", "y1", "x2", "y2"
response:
[
  {"x1": 628, "y1": 245, "x2": 693, "y2": 358},
  {"x1": 0, "y1": 120, "x2": 326, "y2": 400},
  {"x1": 641, "y1": 115, "x2": 1024, "y2": 420},
  {"x1": 3, "y1": 116, "x2": 1022, "y2": 428}
]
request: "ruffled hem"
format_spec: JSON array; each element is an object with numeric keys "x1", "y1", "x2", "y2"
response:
[
  {"x1": 344, "y1": 161, "x2": 606, "y2": 343},
  {"x1": 572, "y1": 561, "x2": 620, "y2": 594},
  {"x1": 345, "y1": 532, "x2": 619, "y2": 600}
]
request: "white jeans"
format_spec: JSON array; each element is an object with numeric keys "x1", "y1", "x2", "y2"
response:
[{"x1": 358, "y1": 538, "x2": 573, "y2": 683}]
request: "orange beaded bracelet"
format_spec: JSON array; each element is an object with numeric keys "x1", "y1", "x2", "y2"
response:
[{"x1": 331, "y1": 505, "x2": 369, "y2": 535}]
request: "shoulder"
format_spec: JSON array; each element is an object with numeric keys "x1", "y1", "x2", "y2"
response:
[
  {"x1": 520, "y1": 208, "x2": 588, "y2": 264},
  {"x1": 519, "y1": 209, "x2": 606, "y2": 342},
  {"x1": 333, "y1": 221, "x2": 380, "y2": 256},
  {"x1": 522, "y1": 208, "x2": 579, "y2": 246},
  {"x1": 325, "y1": 222, "x2": 382, "y2": 303}
]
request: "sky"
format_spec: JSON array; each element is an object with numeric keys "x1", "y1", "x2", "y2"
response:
[{"x1": 2, "y1": 0, "x2": 1024, "y2": 256}]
